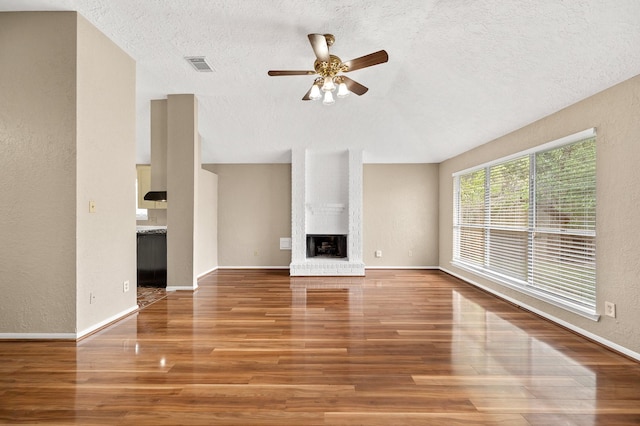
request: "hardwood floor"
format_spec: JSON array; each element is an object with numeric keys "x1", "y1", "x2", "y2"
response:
[{"x1": 2, "y1": 269, "x2": 640, "y2": 425}]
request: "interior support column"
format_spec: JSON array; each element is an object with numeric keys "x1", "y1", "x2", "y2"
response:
[
  {"x1": 166, "y1": 94, "x2": 199, "y2": 290},
  {"x1": 150, "y1": 99, "x2": 168, "y2": 196}
]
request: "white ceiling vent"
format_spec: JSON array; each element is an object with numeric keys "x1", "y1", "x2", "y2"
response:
[{"x1": 184, "y1": 56, "x2": 214, "y2": 72}]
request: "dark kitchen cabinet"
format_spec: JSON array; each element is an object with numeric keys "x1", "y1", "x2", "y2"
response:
[{"x1": 136, "y1": 231, "x2": 167, "y2": 288}]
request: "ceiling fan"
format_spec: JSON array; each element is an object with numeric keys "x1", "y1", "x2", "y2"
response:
[{"x1": 268, "y1": 34, "x2": 389, "y2": 105}]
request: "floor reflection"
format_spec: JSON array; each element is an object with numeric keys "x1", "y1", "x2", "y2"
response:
[
  {"x1": 290, "y1": 276, "x2": 364, "y2": 314},
  {"x1": 448, "y1": 289, "x2": 598, "y2": 418},
  {"x1": 452, "y1": 290, "x2": 593, "y2": 378}
]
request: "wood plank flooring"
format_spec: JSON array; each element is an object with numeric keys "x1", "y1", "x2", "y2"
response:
[{"x1": 2, "y1": 269, "x2": 640, "y2": 425}]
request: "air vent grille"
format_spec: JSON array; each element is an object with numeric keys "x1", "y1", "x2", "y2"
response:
[{"x1": 185, "y1": 56, "x2": 214, "y2": 72}]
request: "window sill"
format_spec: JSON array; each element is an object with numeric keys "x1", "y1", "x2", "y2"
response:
[{"x1": 451, "y1": 260, "x2": 600, "y2": 322}]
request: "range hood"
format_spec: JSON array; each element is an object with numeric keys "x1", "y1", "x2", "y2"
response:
[{"x1": 144, "y1": 191, "x2": 167, "y2": 202}]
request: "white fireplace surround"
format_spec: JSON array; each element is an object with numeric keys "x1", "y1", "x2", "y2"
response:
[{"x1": 290, "y1": 148, "x2": 365, "y2": 276}]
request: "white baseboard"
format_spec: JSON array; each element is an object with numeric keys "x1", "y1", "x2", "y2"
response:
[
  {"x1": 76, "y1": 304, "x2": 139, "y2": 339},
  {"x1": 1, "y1": 304, "x2": 139, "y2": 341},
  {"x1": 0, "y1": 332, "x2": 77, "y2": 340},
  {"x1": 365, "y1": 266, "x2": 439, "y2": 270},
  {"x1": 217, "y1": 266, "x2": 289, "y2": 270},
  {"x1": 440, "y1": 267, "x2": 640, "y2": 362},
  {"x1": 166, "y1": 284, "x2": 198, "y2": 291},
  {"x1": 197, "y1": 265, "x2": 218, "y2": 278},
  {"x1": 217, "y1": 266, "x2": 440, "y2": 271}
]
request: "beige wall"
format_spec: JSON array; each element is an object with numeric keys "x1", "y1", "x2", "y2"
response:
[
  {"x1": 167, "y1": 94, "x2": 199, "y2": 289},
  {"x1": 0, "y1": 12, "x2": 77, "y2": 334},
  {"x1": 364, "y1": 164, "x2": 439, "y2": 267},
  {"x1": 141, "y1": 98, "x2": 169, "y2": 226},
  {"x1": 0, "y1": 12, "x2": 136, "y2": 336},
  {"x1": 135, "y1": 164, "x2": 168, "y2": 226},
  {"x1": 204, "y1": 164, "x2": 291, "y2": 267},
  {"x1": 439, "y1": 74, "x2": 640, "y2": 356},
  {"x1": 75, "y1": 13, "x2": 137, "y2": 334},
  {"x1": 197, "y1": 169, "x2": 218, "y2": 276},
  {"x1": 206, "y1": 163, "x2": 438, "y2": 269}
]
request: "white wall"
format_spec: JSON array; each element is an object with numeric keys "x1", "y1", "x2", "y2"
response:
[
  {"x1": 305, "y1": 150, "x2": 349, "y2": 235},
  {"x1": 439, "y1": 74, "x2": 640, "y2": 357}
]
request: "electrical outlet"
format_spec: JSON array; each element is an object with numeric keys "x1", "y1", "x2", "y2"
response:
[
  {"x1": 375, "y1": 250, "x2": 382, "y2": 258},
  {"x1": 605, "y1": 301, "x2": 616, "y2": 318},
  {"x1": 90, "y1": 292, "x2": 96, "y2": 304},
  {"x1": 123, "y1": 280, "x2": 130, "y2": 293},
  {"x1": 89, "y1": 200, "x2": 96, "y2": 213}
]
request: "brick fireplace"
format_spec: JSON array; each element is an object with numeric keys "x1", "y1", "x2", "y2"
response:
[{"x1": 290, "y1": 149, "x2": 365, "y2": 276}]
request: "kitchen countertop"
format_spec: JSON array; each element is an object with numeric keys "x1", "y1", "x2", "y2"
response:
[{"x1": 136, "y1": 226, "x2": 167, "y2": 234}]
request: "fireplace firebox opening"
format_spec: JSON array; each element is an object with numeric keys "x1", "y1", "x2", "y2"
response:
[{"x1": 306, "y1": 234, "x2": 347, "y2": 259}]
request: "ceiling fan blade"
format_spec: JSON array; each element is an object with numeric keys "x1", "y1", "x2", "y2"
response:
[
  {"x1": 340, "y1": 76, "x2": 368, "y2": 96},
  {"x1": 302, "y1": 86, "x2": 313, "y2": 101},
  {"x1": 268, "y1": 70, "x2": 316, "y2": 76},
  {"x1": 343, "y1": 50, "x2": 389, "y2": 72},
  {"x1": 308, "y1": 34, "x2": 330, "y2": 62}
]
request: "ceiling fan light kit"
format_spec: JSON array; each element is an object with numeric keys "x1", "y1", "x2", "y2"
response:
[
  {"x1": 309, "y1": 80, "x2": 322, "y2": 100},
  {"x1": 336, "y1": 77, "x2": 350, "y2": 98},
  {"x1": 268, "y1": 34, "x2": 388, "y2": 105}
]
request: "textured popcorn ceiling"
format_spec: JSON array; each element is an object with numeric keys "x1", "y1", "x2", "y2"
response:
[{"x1": 3, "y1": 1, "x2": 640, "y2": 163}]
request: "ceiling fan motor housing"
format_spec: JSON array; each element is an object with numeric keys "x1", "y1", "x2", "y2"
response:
[{"x1": 314, "y1": 55, "x2": 347, "y2": 78}]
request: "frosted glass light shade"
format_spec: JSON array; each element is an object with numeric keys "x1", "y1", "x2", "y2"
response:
[
  {"x1": 322, "y1": 90, "x2": 335, "y2": 105},
  {"x1": 309, "y1": 84, "x2": 322, "y2": 100},
  {"x1": 337, "y1": 82, "x2": 350, "y2": 98},
  {"x1": 321, "y1": 76, "x2": 336, "y2": 92}
]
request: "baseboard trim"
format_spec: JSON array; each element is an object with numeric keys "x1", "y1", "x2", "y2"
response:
[
  {"x1": 197, "y1": 266, "x2": 218, "y2": 278},
  {"x1": 166, "y1": 284, "x2": 198, "y2": 291},
  {"x1": 440, "y1": 267, "x2": 640, "y2": 362},
  {"x1": 0, "y1": 332, "x2": 77, "y2": 340},
  {"x1": 76, "y1": 304, "x2": 139, "y2": 339},
  {"x1": 1, "y1": 304, "x2": 139, "y2": 341},
  {"x1": 216, "y1": 266, "x2": 440, "y2": 271},
  {"x1": 217, "y1": 266, "x2": 290, "y2": 270},
  {"x1": 365, "y1": 266, "x2": 439, "y2": 270}
]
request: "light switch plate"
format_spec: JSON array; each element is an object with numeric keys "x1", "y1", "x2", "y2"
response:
[{"x1": 605, "y1": 301, "x2": 616, "y2": 318}]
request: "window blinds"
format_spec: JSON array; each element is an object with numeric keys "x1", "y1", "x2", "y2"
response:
[
  {"x1": 453, "y1": 135, "x2": 596, "y2": 311},
  {"x1": 532, "y1": 138, "x2": 596, "y2": 307}
]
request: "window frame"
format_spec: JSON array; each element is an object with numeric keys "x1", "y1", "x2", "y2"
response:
[{"x1": 452, "y1": 128, "x2": 598, "y2": 320}]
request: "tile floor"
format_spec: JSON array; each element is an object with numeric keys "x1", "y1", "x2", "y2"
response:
[{"x1": 136, "y1": 286, "x2": 167, "y2": 309}]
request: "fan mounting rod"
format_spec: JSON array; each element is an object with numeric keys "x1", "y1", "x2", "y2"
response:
[
  {"x1": 323, "y1": 33, "x2": 335, "y2": 47},
  {"x1": 312, "y1": 35, "x2": 344, "y2": 78}
]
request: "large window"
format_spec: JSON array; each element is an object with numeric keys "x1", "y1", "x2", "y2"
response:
[{"x1": 453, "y1": 130, "x2": 596, "y2": 317}]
